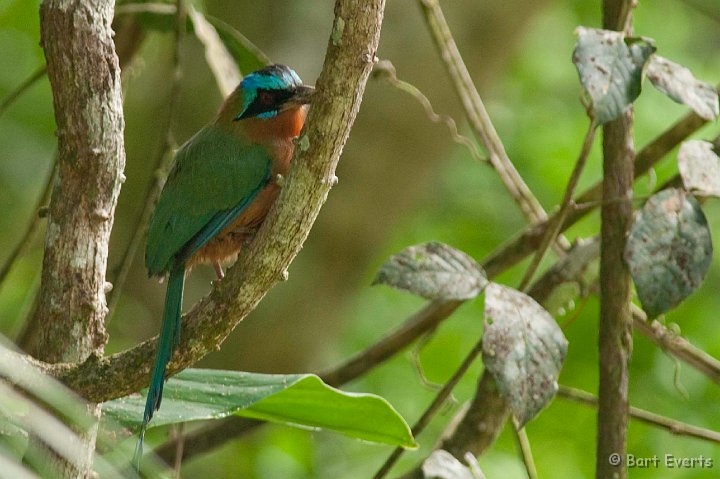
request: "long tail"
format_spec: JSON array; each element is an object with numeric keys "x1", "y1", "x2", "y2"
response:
[{"x1": 133, "y1": 263, "x2": 185, "y2": 469}]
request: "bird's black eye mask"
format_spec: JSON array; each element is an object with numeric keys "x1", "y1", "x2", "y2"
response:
[{"x1": 236, "y1": 88, "x2": 295, "y2": 120}]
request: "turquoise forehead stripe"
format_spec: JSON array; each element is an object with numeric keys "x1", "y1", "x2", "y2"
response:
[
  {"x1": 238, "y1": 68, "x2": 303, "y2": 117},
  {"x1": 241, "y1": 68, "x2": 302, "y2": 91}
]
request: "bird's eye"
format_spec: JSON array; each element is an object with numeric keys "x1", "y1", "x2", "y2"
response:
[{"x1": 258, "y1": 90, "x2": 274, "y2": 106}]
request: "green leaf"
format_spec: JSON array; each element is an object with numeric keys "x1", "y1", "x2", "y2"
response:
[
  {"x1": 646, "y1": 55, "x2": 719, "y2": 121},
  {"x1": 625, "y1": 188, "x2": 713, "y2": 319},
  {"x1": 482, "y1": 283, "x2": 568, "y2": 427},
  {"x1": 678, "y1": 140, "x2": 720, "y2": 197},
  {"x1": 572, "y1": 27, "x2": 655, "y2": 124},
  {"x1": 116, "y1": 3, "x2": 269, "y2": 75},
  {"x1": 373, "y1": 242, "x2": 488, "y2": 300},
  {"x1": 102, "y1": 369, "x2": 416, "y2": 448}
]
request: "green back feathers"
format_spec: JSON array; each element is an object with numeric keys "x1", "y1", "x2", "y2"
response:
[{"x1": 145, "y1": 125, "x2": 272, "y2": 275}]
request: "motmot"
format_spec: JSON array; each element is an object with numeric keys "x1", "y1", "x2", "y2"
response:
[{"x1": 134, "y1": 64, "x2": 314, "y2": 465}]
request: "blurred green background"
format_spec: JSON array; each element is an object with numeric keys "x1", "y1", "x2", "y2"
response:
[{"x1": 1, "y1": 0, "x2": 720, "y2": 477}]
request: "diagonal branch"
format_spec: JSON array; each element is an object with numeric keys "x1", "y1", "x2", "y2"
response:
[
  {"x1": 106, "y1": 0, "x2": 187, "y2": 323},
  {"x1": 0, "y1": 162, "x2": 55, "y2": 293},
  {"x1": 417, "y1": 0, "x2": 569, "y2": 253},
  {"x1": 518, "y1": 121, "x2": 597, "y2": 291},
  {"x1": 373, "y1": 338, "x2": 484, "y2": 479},
  {"x1": 35, "y1": 0, "x2": 387, "y2": 405},
  {"x1": 0, "y1": 66, "x2": 46, "y2": 120},
  {"x1": 482, "y1": 105, "x2": 712, "y2": 279}
]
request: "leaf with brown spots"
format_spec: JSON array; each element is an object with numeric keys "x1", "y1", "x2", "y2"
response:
[
  {"x1": 647, "y1": 56, "x2": 719, "y2": 121},
  {"x1": 678, "y1": 140, "x2": 720, "y2": 197},
  {"x1": 373, "y1": 242, "x2": 488, "y2": 301},
  {"x1": 625, "y1": 188, "x2": 713, "y2": 319},
  {"x1": 482, "y1": 283, "x2": 568, "y2": 428},
  {"x1": 572, "y1": 27, "x2": 655, "y2": 124}
]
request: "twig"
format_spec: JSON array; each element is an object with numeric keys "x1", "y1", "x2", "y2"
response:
[
  {"x1": 173, "y1": 423, "x2": 185, "y2": 479},
  {"x1": 115, "y1": 3, "x2": 175, "y2": 15},
  {"x1": 372, "y1": 60, "x2": 487, "y2": 165},
  {"x1": 373, "y1": 339, "x2": 484, "y2": 479},
  {"x1": 0, "y1": 66, "x2": 46, "y2": 120},
  {"x1": 320, "y1": 300, "x2": 462, "y2": 387},
  {"x1": 106, "y1": 0, "x2": 187, "y2": 322},
  {"x1": 632, "y1": 305, "x2": 720, "y2": 385},
  {"x1": 156, "y1": 418, "x2": 261, "y2": 464},
  {"x1": 558, "y1": 385, "x2": 720, "y2": 444},
  {"x1": 513, "y1": 425, "x2": 538, "y2": 479},
  {"x1": 517, "y1": 121, "x2": 597, "y2": 291},
  {"x1": 410, "y1": 332, "x2": 444, "y2": 392},
  {"x1": 482, "y1": 105, "x2": 712, "y2": 279},
  {"x1": 398, "y1": 372, "x2": 507, "y2": 479},
  {"x1": 681, "y1": 0, "x2": 720, "y2": 24},
  {"x1": 0, "y1": 161, "x2": 55, "y2": 293},
  {"x1": 416, "y1": 0, "x2": 569, "y2": 254}
]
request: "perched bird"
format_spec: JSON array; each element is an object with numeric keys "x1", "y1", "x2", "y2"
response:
[{"x1": 134, "y1": 64, "x2": 314, "y2": 466}]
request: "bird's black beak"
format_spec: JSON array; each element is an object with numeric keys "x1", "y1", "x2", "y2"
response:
[{"x1": 285, "y1": 85, "x2": 315, "y2": 108}]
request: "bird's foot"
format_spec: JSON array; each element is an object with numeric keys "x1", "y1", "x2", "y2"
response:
[{"x1": 213, "y1": 261, "x2": 225, "y2": 280}]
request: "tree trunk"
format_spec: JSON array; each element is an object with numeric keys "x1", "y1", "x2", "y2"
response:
[{"x1": 36, "y1": 0, "x2": 126, "y2": 476}]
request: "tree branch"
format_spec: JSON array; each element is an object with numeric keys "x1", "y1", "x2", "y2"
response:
[
  {"x1": 0, "y1": 163, "x2": 54, "y2": 294},
  {"x1": 34, "y1": 0, "x2": 126, "y2": 475},
  {"x1": 373, "y1": 338, "x2": 484, "y2": 479},
  {"x1": 106, "y1": 0, "x2": 187, "y2": 323},
  {"x1": 559, "y1": 385, "x2": 720, "y2": 444},
  {"x1": 518, "y1": 121, "x2": 597, "y2": 290},
  {"x1": 482, "y1": 106, "x2": 712, "y2": 279},
  {"x1": 40, "y1": 0, "x2": 386, "y2": 404},
  {"x1": 596, "y1": 3, "x2": 636, "y2": 477},
  {"x1": 0, "y1": 66, "x2": 46, "y2": 120},
  {"x1": 416, "y1": 0, "x2": 570, "y2": 253},
  {"x1": 36, "y1": 0, "x2": 126, "y2": 364}
]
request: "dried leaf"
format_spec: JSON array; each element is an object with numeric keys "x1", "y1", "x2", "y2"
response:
[
  {"x1": 206, "y1": 15, "x2": 270, "y2": 74},
  {"x1": 678, "y1": 140, "x2": 720, "y2": 197},
  {"x1": 189, "y1": 7, "x2": 241, "y2": 97},
  {"x1": 482, "y1": 283, "x2": 568, "y2": 427},
  {"x1": 647, "y1": 56, "x2": 719, "y2": 120},
  {"x1": 572, "y1": 27, "x2": 655, "y2": 124},
  {"x1": 373, "y1": 242, "x2": 488, "y2": 300},
  {"x1": 422, "y1": 450, "x2": 482, "y2": 479},
  {"x1": 626, "y1": 188, "x2": 713, "y2": 319}
]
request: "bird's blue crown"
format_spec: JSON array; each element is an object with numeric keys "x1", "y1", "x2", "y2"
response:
[{"x1": 237, "y1": 65, "x2": 303, "y2": 119}]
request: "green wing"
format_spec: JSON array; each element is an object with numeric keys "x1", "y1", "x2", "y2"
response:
[{"x1": 145, "y1": 125, "x2": 271, "y2": 275}]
